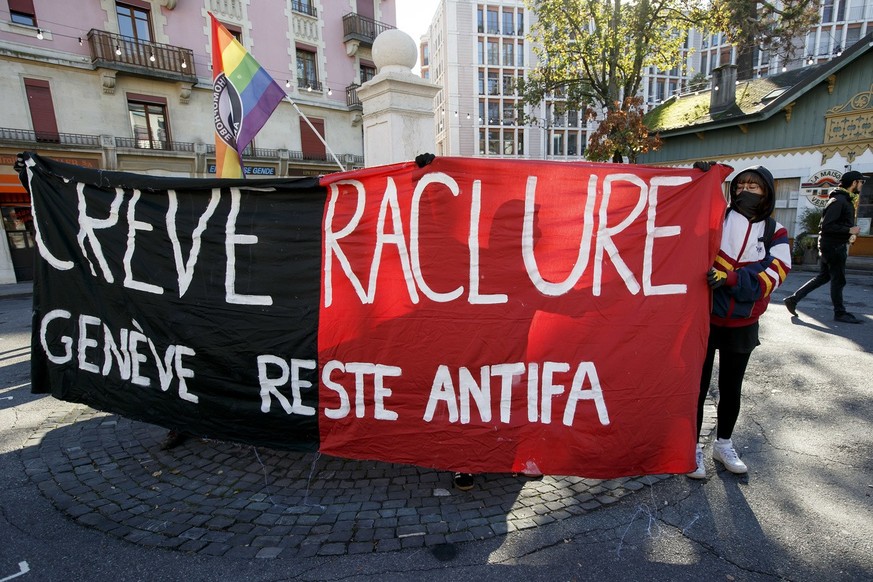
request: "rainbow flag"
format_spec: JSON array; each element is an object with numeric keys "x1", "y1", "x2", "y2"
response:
[{"x1": 210, "y1": 13, "x2": 286, "y2": 178}]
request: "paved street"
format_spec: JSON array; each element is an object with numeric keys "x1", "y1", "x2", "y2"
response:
[{"x1": 1, "y1": 269, "x2": 872, "y2": 581}]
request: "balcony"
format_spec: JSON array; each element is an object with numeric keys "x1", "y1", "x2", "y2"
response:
[
  {"x1": 0, "y1": 127, "x2": 363, "y2": 172},
  {"x1": 291, "y1": 0, "x2": 317, "y2": 17},
  {"x1": 87, "y1": 29, "x2": 197, "y2": 83},
  {"x1": 346, "y1": 84, "x2": 362, "y2": 109},
  {"x1": 342, "y1": 13, "x2": 395, "y2": 48},
  {"x1": 297, "y1": 77, "x2": 323, "y2": 92},
  {"x1": 0, "y1": 127, "x2": 100, "y2": 147}
]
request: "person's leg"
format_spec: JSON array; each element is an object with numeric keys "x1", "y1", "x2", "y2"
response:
[
  {"x1": 823, "y1": 244, "x2": 848, "y2": 315},
  {"x1": 714, "y1": 350, "x2": 752, "y2": 440},
  {"x1": 790, "y1": 252, "x2": 831, "y2": 303},
  {"x1": 689, "y1": 333, "x2": 717, "y2": 479},
  {"x1": 712, "y1": 349, "x2": 752, "y2": 474},
  {"x1": 696, "y1": 336, "x2": 717, "y2": 440}
]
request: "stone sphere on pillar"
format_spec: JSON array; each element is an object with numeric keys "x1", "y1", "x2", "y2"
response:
[{"x1": 372, "y1": 29, "x2": 418, "y2": 74}]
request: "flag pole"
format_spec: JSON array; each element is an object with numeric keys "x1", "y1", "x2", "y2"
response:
[{"x1": 285, "y1": 96, "x2": 346, "y2": 173}]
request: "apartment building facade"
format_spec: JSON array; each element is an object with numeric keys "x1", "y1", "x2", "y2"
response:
[
  {"x1": 0, "y1": 0, "x2": 396, "y2": 283},
  {"x1": 424, "y1": 0, "x2": 873, "y2": 160},
  {"x1": 422, "y1": 0, "x2": 591, "y2": 161}
]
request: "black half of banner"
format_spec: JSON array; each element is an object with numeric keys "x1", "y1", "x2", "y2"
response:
[{"x1": 21, "y1": 152, "x2": 326, "y2": 451}]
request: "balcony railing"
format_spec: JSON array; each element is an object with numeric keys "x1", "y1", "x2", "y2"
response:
[
  {"x1": 297, "y1": 77, "x2": 323, "y2": 92},
  {"x1": 0, "y1": 127, "x2": 100, "y2": 147},
  {"x1": 0, "y1": 127, "x2": 359, "y2": 169},
  {"x1": 291, "y1": 0, "x2": 317, "y2": 17},
  {"x1": 87, "y1": 29, "x2": 196, "y2": 81},
  {"x1": 115, "y1": 137, "x2": 196, "y2": 151},
  {"x1": 342, "y1": 13, "x2": 395, "y2": 46},
  {"x1": 346, "y1": 83, "x2": 362, "y2": 108}
]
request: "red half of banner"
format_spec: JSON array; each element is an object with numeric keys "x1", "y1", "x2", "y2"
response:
[{"x1": 317, "y1": 158, "x2": 729, "y2": 478}]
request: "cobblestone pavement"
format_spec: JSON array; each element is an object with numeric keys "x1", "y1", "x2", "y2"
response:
[{"x1": 20, "y1": 401, "x2": 718, "y2": 559}]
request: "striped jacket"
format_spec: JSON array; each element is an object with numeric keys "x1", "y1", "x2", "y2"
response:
[{"x1": 711, "y1": 210, "x2": 792, "y2": 327}]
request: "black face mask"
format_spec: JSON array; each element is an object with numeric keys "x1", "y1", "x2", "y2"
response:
[{"x1": 733, "y1": 190, "x2": 763, "y2": 219}]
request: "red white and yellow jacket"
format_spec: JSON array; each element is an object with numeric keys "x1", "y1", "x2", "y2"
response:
[{"x1": 711, "y1": 210, "x2": 792, "y2": 327}]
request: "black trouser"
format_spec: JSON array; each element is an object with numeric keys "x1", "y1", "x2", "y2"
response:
[
  {"x1": 697, "y1": 340, "x2": 751, "y2": 441},
  {"x1": 790, "y1": 242, "x2": 848, "y2": 315}
]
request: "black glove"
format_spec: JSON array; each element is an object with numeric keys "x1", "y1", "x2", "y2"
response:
[
  {"x1": 13, "y1": 153, "x2": 26, "y2": 173},
  {"x1": 415, "y1": 153, "x2": 435, "y2": 168},
  {"x1": 693, "y1": 161, "x2": 715, "y2": 172},
  {"x1": 707, "y1": 268, "x2": 727, "y2": 289}
]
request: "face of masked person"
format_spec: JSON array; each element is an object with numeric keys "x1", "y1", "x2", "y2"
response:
[{"x1": 732, "y1": 180, "x2": 766, "y2": 219}]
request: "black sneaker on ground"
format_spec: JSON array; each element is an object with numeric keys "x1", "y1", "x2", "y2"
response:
[
  {"x1": 834, "y1": 312, "x2": 863, "y2": 324},
  {"x1": 159, "y1": 430, "x2": 190, "y2": 450},
  {"x1": 452, "y1": 472, "x2": 474, "y2": 491},
  {"x1": 783, "y1": 296, "x2": 798, "y2": 316}
]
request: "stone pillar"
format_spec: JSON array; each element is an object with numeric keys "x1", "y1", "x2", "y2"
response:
[{"x1": 356, "y1": 29, "x2": 440, "y2": 167}]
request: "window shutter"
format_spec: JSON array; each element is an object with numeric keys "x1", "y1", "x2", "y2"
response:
[
  {"x1": 300, "y1": 118, "x2": 326, "y2": 160},
  {"x1": 24, "y1": 79, "x2": 59, "y2": 142}
]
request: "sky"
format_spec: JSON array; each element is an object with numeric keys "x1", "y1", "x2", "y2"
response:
[{"x1": 395, "y1": 0, "x2": 441, "y2": 72}]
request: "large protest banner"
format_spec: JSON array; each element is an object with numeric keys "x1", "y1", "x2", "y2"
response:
[{"x1": 21, "y1": 152, "x2": 729, "y2": 478}]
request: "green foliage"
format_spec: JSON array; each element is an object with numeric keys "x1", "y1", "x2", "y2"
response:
[
  {"x1": 792, "y1": 207, "x2": 823, "y2": 259},
  {"x1": 799, "y1": 207, "x2": 823, "y2": 234},
  {"x1": 522, "y1": 0, "x2": 696, "y2": 114},
  {"x1": 522, "y1": 0, "x2": 822, "y2": 158},
  {"x1": 708, "y1": 0, "x2": 820, "y2": 78}
]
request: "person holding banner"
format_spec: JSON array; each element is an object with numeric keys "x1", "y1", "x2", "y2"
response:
[{"x1": 689, "y1": 165, "x2": 791, "y2": 479}]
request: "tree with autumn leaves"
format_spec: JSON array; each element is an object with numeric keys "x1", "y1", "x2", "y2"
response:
[
  {"x1": 521, "y1": 0, "x2": 820, "y2": 162},
  {"x1": 584, "y1": 97, "x2": 661, "y2": 163}
]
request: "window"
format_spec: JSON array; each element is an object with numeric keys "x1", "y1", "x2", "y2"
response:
[
  {"x1": 822, "y1": 0, "x2": 835, "y2": 23},
  {"x1": 818, "y1": 35, "x2": 831, "y2": 55},
  {"x1": 487, "y1": 10, "x2": 498, "y2": 34},
  {"x1": 478, "y1": 40, "x2": 484, "y2": 65},
  {"x1": 568, "y1": 110, "x2": 578, "y2": 127},
  {"x1": 552, "y1": 134, "x2": 564, "y2": 156},
  {"x1": 360, "y1": 62, "x2": 375, "y2": 83},
  {"x1": 857, "y1": 177, "x2": 872, "y2": 235},
  {"x1": 116, "y1": 1, "x2": 152, "y2": 41},
  {"x1": 503, "y1": 42, "x2": 514, "y2": 66},
  {"x1": 291, "y1": 0, "x2": 316, "y2": 17},
  {"x1": 488, "y1": 130, "x2": 500, "y2": 154},
  {"x1": 517, "y1": 42, "x2": 524, "y2": 67},
  {"x1": 517, "y1": 11, "x2": 524, "y2": 35},
  {"x1": 478, "y1": 71, "x2": 485, "y2": 95},
  {"x1": 502, "y1": 73, "x2": 514, "y2": 95},
  {"x1": 24, "y1": 78, "x2": 59, "y2": 142},
  {"x1": 477, "y1": 8, "x2": 484, "y2": 33},
  {"x1": 128, "y1": 95, "x2": 169, "y2": 149},
  {"x1": 773, "y1": 178, "x2": 800, "y2": 238},
  {"x1": 846, "y1": 26, "x2": 861, "y2": 47},
  {"x1": 487, "y1": 101, "x2": 499, "y2": 124},
  {"x1": 487, "y1": 41, "x2": 499, "y2": 65},
  {"x1": 487, "y1": 71, "x2": 499, "y2": 95},
  {"x1": 503, "y1": 132, "x2": 514, "y2": 155},
  {"x1": 503, "y1": 102, "x2": 515, "y2": 124},
  {"x1": 297, "y1": 48, "x2": 318, "y2": 88},
  {"x1": 568, "y1": 133, "x2": 578, "y2": 156},
  {"x1": 9, "y1": 0, "x2": 37, "y2": 26},
  {"x1": 502, "y1": 11, "x2": 513, "y2": 36}
]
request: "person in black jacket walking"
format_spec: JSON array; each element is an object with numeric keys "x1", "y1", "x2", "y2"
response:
[{"x1": 784, "y1": 170, "x2": 865, "y2": 324}]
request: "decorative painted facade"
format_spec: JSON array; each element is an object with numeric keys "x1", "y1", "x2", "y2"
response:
[{"x1": 0, "y1": 0, "x2": 397, "y2": 283}]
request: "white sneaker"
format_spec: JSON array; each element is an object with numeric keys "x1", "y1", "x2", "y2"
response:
[
  {"x1": 713, "y1": 439, "x2": 748, "y2": 474},
  {"x1": 687, "y1": 445, "x2": 706, "y2": 479}
]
